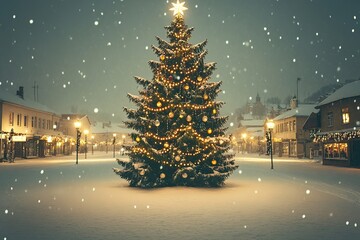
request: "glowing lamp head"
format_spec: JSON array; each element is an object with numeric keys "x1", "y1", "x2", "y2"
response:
[
  {"x1": 266, "y1": 121, "x2": 275, "y2": 130},
  {"x1": 84, "y1": 130, "x2": 89, "y2": 135},
  {"x1": 241, "y1": 133, "x2": 247, "y2": 139},
  {"x1": 74, "y1": 121, "x2": 81, "y2": 129}
]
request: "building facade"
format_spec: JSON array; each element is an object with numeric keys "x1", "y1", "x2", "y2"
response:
[
  {"x1": 270, "y1": 98, "x2": 317, "y2": 158},
  {"x1": 313, "y1": 80, "x2": 360, "y2": 167},
  {"x1": 1, "y1": 87, "x2": 66, "y2": 160}
]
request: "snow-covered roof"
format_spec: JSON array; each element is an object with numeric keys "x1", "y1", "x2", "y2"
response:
[
  {"x1": 274, "y1": 104, "x2": 318, "y2": 121},
  {"x1": 317, "y1": 80, "x2": 360, "y2": 107},
  {"x1": 0, "y1": 88, "x2": 58, "y2": 114},
  {"x1": 245, "y1": 127, "x2": 264, "y2": 133},
  {"x1": 240, "y1": 119, "x2": 265, "y2": 127},
  {"x1": 91, "y1": 122, "x2": 133, "y2": 134}
]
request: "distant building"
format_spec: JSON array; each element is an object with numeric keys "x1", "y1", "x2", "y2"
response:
[
  {"x1": 91, "y1": 121, "x2": 132, "y2": 154},
  {"x1": 0, "y1": 87, "x2": 65, "y2": 159},
  {"x1": 310, "y1": 80, "x2": 360, "y2": 167},
  {"x1": 231, "y1": 117, "x2": 265, "y2": 154},
  {"x1": 270, "y1": 97, "x2": 318, "y2": 158}
]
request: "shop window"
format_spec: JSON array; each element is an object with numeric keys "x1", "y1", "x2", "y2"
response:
[
  {"x1": 324, "y1": 143, "x2": 348, "y2": 160},
  {"x1": 327, "y1": 112, "x2": 334, "y2": 127},
  {"x1": 282, "y1": 142, "x2": 289, "y2": 155},
  {"x1": 290, "y1": 141, "x2": 297, "y2": 157},
  {"x1": 342, "y1": 108, "x2": 350, "y2": 124}
]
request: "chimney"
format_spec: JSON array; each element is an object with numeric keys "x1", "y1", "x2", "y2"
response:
[
  {"x1": 16, "y1": 86, "x2": 24, "y2": 99},
  {"x1": 290, "y1": 96, "x2": 298, "y2": 109}
]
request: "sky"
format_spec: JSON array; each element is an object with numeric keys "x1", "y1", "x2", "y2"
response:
[{"x1": 0, "y1": 0, "x2": 359, "y2": 122}]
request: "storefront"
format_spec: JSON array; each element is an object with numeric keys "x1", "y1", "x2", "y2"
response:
[{"x1": 315, "y1": 129, "x2": 360, "y2": 167}]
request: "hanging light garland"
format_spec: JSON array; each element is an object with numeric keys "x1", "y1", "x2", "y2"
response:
[{"x1": 314, "y1": 129, "x2": 360, "y2": 143}]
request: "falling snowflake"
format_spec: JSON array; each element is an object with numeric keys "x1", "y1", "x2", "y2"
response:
[{"x1": 94, "y1": 20, "x2": 99, "y2": 26}]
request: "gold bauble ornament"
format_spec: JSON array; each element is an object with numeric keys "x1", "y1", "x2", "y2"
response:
[
  {"x1": 202, "y1": 116, "x2": 208, "y2": 122},
  {"x1": 155, "y1": 120, "x2": 160, "y2": 127},
  {"x1": 160, "y1": 55, "x2": 165, "y2": 61},
  {"x1": 175, "y1": 155, "x2": 181, "y2": 162},
  {"x1": 157, "y1": 101, "x2": 162, "y2": 108},
  {"x1": 197, "y1": 76, "x2": 203, "y2": 82},
  {"x1": 211, "y1": 159, "x2": 217, "y2": 165},
  {"x1": 169, "y1": 112, "x2": 174, "y2": 118},
  {"x1": 135, "y1": 137, "x2": 141, "y2": 142},
  {"x1": 160, "y1": 173, "x2": 166, "y2": 179},
  {"x1": 207, "y1": 128, "x2": 213, "y2": 134},
  {"x1": 182, "y1": 173, "x2": 188, "y2": 179},
  {"x1": 204, "y1": 94, "x2": 209, "y2": 100},
  {"x1": 184, "y1": 85, "x2": 190, "y2": 91},
  {"x1": 212, "y1": 109, "x2": 217, "y2": 115},
  {"x1": 164, "y1": 142, "x2": 169, "y2": 148},
  {"x1": 186, "y1": 115, "x2": 192, "y2": 122}
]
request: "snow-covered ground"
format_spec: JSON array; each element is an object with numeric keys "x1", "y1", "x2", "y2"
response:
[{"x1": 1, "y1": 153, "x2": 359, "y2": 240}]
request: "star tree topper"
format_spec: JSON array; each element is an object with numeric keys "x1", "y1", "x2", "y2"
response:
[{"x1": 170, "y1": 0, "x2": 188, "y2": 16}]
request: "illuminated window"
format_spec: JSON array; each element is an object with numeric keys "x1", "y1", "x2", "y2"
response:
[
  {"x1": 327, "y1": 112, "x2": 333, "y2": 127},
  {"x1": 324, "y1": 143, "x2": 348, "y2": 160},
  {"x1": 342, "y1": 108, "x2": 350, "y2": 124}
]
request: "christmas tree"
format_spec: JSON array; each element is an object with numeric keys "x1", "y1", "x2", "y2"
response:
[{"x1": 114, "y1": 1, "x2": 238, "y2": 188}]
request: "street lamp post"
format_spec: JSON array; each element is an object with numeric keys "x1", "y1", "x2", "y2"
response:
[
  {"x1": 84, "y1": 130, "x2": 89, "y2": 159},
  {"x1": 53, "y1": 124, "x2": 57, "y2": 156},
  {"x1": 91, "y1": 136, "x2": 94, "y2": 155},
  {"x1": 112, "y1": 133, "x2": 116, "y2": 158},
  {"x1": 266, "y1": 120, "x2": 275, "y2": 169},
  {"x1": 74, "y1": 121, "x2": 81, "y2": 164}
]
